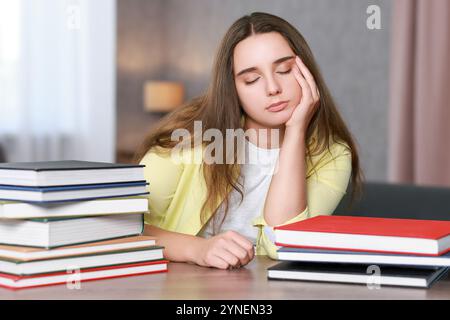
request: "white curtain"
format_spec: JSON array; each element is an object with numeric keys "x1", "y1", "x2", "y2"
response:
[{"x1": 0, "y1": 0, "x2": 116, "y2": 163}]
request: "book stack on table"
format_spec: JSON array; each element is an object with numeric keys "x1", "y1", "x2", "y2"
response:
[
  {"x1": 268, "y1": 215, "x2": 450, "y2": 288},
  {"x1": 0, "y1": 160, "x2": 167, "y2": 290}
]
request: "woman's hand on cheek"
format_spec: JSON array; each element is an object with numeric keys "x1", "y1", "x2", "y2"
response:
[{"x1": 285, "y1": 56, "x2": 320, "y2": 133}]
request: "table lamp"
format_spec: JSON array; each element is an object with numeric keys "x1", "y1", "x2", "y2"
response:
[{"x1": 143, "y1": 81, "x2": 185, "y2": 112}]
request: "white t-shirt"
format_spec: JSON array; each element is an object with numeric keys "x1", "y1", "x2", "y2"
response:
[{"x1": 199, "y1": 138, "x2": 280, "y2": 244}]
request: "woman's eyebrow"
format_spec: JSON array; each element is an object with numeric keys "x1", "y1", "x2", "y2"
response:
[{"x1": 235, "y1": 55, "x2": 295, "y2": 77}]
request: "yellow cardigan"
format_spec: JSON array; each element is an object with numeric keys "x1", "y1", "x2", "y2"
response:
[{"x1": 140, "y1": 138, "x2": 352, "y2": 259}]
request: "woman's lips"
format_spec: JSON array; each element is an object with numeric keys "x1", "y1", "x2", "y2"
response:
[{"x1": 266, "y1": 101, "x2": 289, "y2": 112}]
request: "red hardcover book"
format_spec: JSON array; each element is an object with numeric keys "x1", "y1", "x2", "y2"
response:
[
  {"x1": 0, "y1": 260, "x2": 168, "y2": 290},
  {"x1": 274, "y1": 215, "x2": 450, "y2": 256}
]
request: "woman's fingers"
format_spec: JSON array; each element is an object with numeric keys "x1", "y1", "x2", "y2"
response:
[
  {"x1": 205, "y1": 231, "x2": 255, "y2": 269},
  {"x1": 224, "y1": 230, "x2": 254, "y2": 260},
  {"x1": 209, "y1": 254, "x2": 231, "y2": 270},
  {"x1": 214, "y1": 247, "x2": 239, "y2": 268},
  {"x1": 295, "y1": 56, "x2": 320, "y2": 103},
  {"x1": 224, "y1": 239, "x2": 252, "y2": 266},
  {"x1": 293, "y1": 64, "x2": 313, "y2": 104}
]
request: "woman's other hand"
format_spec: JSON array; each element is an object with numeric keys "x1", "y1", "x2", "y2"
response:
[{"x1": 193, "y1": 230, "x2": 255, "y2": 269}]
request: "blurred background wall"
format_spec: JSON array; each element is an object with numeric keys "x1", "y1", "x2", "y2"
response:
[
  {"x1": 116, "y1": 0, "x2": 392, "y2": 182},
  {"x1": 0, "y1": 0, "x2": 116, "y2": 163},
  {"x1": 2, "y1": 0, "x2": 449, "y2": 187}
]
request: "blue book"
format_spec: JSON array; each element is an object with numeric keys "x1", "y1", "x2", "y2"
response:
[
  {"x1": 0, "y1": 181, "x2": 149, "y2": 203},
  {"x1": 277, "y1": 247, "x2": 450, "y2": 268}
]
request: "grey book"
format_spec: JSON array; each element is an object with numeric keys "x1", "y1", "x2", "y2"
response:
[
  {"x1": 0, "y1": 160, "x2": 145, "y2": 187},
  {"x1": 267, "y1": 261, "x2": 449, "y2": 288}
]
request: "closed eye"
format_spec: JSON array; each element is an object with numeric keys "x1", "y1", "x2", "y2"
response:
[
  {"x1": 245, "y1": 78, "x2": 259, "y2": 85},
  {"x1": 244, "y1": 69, "x2": 292, "y2": 85},
  {"x1": 278, "y1": 69, "x2": 292, "y2": 74}
]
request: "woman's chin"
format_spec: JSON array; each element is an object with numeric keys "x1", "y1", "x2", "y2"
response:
[
  {"x1": 262, "y1": 117, "x2": 291, "y2": 128},
  {"x1": 264, "y1": 108, "x2": 295, "y2": 125}
]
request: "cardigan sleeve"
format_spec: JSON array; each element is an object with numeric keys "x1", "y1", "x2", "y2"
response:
[
  {"x1": 139, "y1": 148, "x2": 184, "y2": 227},
  {"x1": 252, "y1": 141, "x2": 352, "y2": 259}
]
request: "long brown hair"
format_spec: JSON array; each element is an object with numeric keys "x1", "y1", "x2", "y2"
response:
[{"x1": 134, "y1": 12, "x2": 364, "y2": 225}]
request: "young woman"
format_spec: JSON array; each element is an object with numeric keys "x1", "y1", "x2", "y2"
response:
[{"x1": 134, "y1": 12, "x2": 363, "y2": 269}]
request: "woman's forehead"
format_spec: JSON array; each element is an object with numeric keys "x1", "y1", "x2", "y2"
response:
[{"x1": 233, "y1": 32, "x2": 293, "y2": 68}]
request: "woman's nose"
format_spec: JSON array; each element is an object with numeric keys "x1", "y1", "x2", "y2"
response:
[{"x1": 266, "y1": 77, "x2": 282, "y2": 96}]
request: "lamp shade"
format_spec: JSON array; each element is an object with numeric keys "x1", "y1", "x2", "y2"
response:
[{"x1": 143, "y1": 81, "x2": 185, "y2": 112}]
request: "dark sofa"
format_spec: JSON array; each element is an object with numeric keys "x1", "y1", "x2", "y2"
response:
[{"x1": 334, "y1": 182, "x2": 450, "y2": 221}]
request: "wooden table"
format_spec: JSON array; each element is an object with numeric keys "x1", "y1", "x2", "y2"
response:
[{"x1": 0, "y1": 256, "x2": 449, "y2": 299}]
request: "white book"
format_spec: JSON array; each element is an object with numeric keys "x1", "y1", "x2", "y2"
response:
[
  {"x1": 277, "y1": 247, "x2": 450, "y2": 267},
  {"x1": 0, "y1": 196, "x2": 148, "y2": 219},
  {"x1": 0, "y1": 235, "x2": 156, "y2": 260},
  {"x1": 0, "y1": 214, "x2": 144, "y2": 248},
  {"x1": 0, "y1": 260, "x2": 168, "y2": 289},
  {"x1": 0, "y1": 246, "x2": 164, "y2": 275}
]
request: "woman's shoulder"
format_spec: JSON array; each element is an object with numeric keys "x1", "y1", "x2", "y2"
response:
[
  {"x1": 139, "y1": 145, "x2": 204, "y2": 167},
  {"x1": 326, "y1": 139, "x2": 351, "y2": 156},
  {"x1": 140, "y1": 146, "x2": 172, "y2": 164},
  {"x1": 307, "y1": 137, "x2": 352, "y2": 173}
]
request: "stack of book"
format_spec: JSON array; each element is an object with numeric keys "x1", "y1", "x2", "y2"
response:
[
  {"x1": 0, "y1": 160, "x2": 167, "y2": 290},
  {"x1": 268, "y1": 215, "x2": 450, "y2": 288}
]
